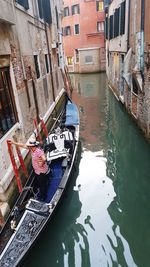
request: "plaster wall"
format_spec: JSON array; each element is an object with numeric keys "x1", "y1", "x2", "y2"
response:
[
  {"x1": 79, "y1": 48, "x2": 101, "y2": 73},
  {"x1": 0, "y1": 0, "x2": 15, "y2": 25},
  {"x1": 0, "y1": 0, "x2": 64, "y2": 203},
  {"x1": 108, "y1": 0, "x2": 129, "y2": 52}
]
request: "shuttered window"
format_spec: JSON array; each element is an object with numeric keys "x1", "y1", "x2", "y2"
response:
[
  {"x1": 55, "y1": 7, "x2": 59, "y2": 29},
  {"x1": 114, "y1": 8, "x2": 120, "y2": 38},
  {"x1": 37, "y1": 0, "x2": 52, "y2": 24},
  {"x1": 109, "y1": 15, "x2": 114, "y2": 40},
  {"x1": 43, "y1": 0, "x2": 52, "y2": 24},
  {"x1": 37, "y1": 0, "x2": 43, "y2": 19},
  {"x1": 16, "y1": 0, "x2": 29, "y2": 10},
  {"x1": 120, "y1": 1, "x2": 126, "y2": 35},
  {"x1": 105, "y1": 17, "x2": 108, "y2": 39}
]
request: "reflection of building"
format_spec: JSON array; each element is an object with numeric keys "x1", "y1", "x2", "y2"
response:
[
  {"x1": 106, "y1": 89, "x2": 150, "y2": 266},
  {"x1": 0, "y1": 0, "x2": 64, "y2": 218},
  {"x1": 62, "y1": 0, "x2": 106, "y2": 73},
  {"x1": 71, "y1": 73, "x2": 107, "y2": 151},
  {"x1": 105, "y1": 0, "x2": 150, "y2": 139}
]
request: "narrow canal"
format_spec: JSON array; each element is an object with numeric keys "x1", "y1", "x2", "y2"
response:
[{"x1": 24, "y1": 73, "x2": 150, "y2": 267}]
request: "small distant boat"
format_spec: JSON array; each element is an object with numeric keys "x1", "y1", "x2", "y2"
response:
[{"x1": 0, "y1": 92, "x2": 80, "y2": 267}]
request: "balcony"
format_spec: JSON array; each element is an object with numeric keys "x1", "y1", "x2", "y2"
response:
[{"x1": 0, "y1": 0, "x2": 15, "y2": 25}]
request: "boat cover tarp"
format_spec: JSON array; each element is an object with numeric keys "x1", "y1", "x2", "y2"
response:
[{"x1": 65, "y1": 101, "x2": 79, "y2": 126}]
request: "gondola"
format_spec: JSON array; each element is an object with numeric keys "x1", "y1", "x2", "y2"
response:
[{"x1": 0, "y1": 93, "x2": 80, "y2": 267}]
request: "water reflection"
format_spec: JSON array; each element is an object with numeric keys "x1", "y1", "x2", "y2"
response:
[
  {"x1": 24, "y1": 143, "x2": 91, "y2": 267},
  {"x1": 106, "y1": 90, "x2": 150, "y2": 267},
  {"x1": 70, "y1": 73, "x2": 107, "y2": 152},
  {"x1": 25, "y1": 73, "x2": 150, "y2": 267}
]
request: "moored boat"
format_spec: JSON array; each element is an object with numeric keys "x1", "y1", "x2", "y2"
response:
[{"x1": 0, "y1": 93, "x2": 79, "y2": 267}]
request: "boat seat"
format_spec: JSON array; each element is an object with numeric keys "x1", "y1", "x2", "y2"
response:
[
  {"x1": 46, "y1": 130, "x2": 73, "y2": 144},
  {"x1": 46, "y1": 132, "x2": 68, "y2": 161}
]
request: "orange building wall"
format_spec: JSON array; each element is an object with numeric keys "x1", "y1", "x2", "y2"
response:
[{"x1": 62, "y1": 0, "x2": 105, "y2": 72}]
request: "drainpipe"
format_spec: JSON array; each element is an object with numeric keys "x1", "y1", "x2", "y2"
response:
[
  {"x1": 44, "y1": 23, "x2": 55, "y2": 102},
  {"x1": 140, "y1": 0, "x2": 145, "y2": 73}
]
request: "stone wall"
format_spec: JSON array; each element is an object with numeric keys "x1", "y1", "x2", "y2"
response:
[{"x1": 0, "y1": 0, "x2": 64, "y2": 212}]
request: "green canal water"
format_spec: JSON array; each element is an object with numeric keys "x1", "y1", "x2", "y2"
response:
[{"x1": 24, "y1": 73, "x2": 150, "y2": 267}]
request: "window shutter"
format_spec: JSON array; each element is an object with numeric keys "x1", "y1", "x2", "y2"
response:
[
  {"x1": 120, "y1": 1, "x2": 126, "y2": 35},
  {"x1": 72, "y1": 6, "x2": 74, "y2": 15},
  {"x1": 105, "y1": 17, "x2": 108, "y2": 39},
  {"x1": 43, "y1": 0, "x2": 52, "y2": 24},
  {"x1": 37, "y1": 0, "x2": 43, "y2": 19},
  {"x1": 114, "y1": 8, "x2": 120, "y2": 37},
  {"x1": 96, "y1": 1, "x2": 99, "y2": 11},
  {"x1": 109, "y1": 15, "x2": 114, "y2": 40},
  {"x1": 17, "y1": 0, "x2": 29, "y2": 10},
  {"x1": 55, "y1": 7, "x2": 59, "y2": 29},
  {"x1": 78, "y1": 4, "x2": 80, "y2": 14}
]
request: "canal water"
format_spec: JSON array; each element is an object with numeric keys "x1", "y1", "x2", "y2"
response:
[{"x1": 24, "y1": 73, "x2": 150, "y2": 267}]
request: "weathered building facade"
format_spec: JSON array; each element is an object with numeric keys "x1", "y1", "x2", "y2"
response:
[
  {"x1": 0, "y1": 0, "x2": 64, "y2": 220},
  {"x1": 62, "y1": 0, "x2": 106, "y2": 73},
  {"x1": 105, "y1": 0, "x2": 150, "y2": 138}
]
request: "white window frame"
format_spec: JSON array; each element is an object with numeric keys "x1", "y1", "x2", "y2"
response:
[{"x1": 97, "y1": 21, "x2": 104, "y2": 32}]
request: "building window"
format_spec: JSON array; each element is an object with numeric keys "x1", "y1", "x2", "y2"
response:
[
  {"x1": 37, "y1": 0, "x2": 52, "y2": 24},
  {"x1": 37, "y1": 0, "x2": 43, "y2": 19},
  {"x1": 0, "y1": 68, "x2": 17, "y2": 139},
  {"x1": 96, "y1": 1, "x2": 104, "y2": 12},
  {"x1": 16, "y1": 0, "x2": 29, "y2": 10},
  {"x1": 57, "y1": 53, "x2": 60, "y2": 67},
  {"x1": 109, "y1": 15, "x2": 114, "y2": 40},
  {"x1": 75, "y1": 49, "x2": 79, "y2": 63},
  {"x1": 67, "y1": 57, "x2": 73, "y2": 65},
  {"x1": 97, "y1": 21, "x2": 104, "y2": 32},
  {"x1": 34, "y1": 55, "x2": 41, "y2": 79},
  {"x1": 72, "y1": 4, "x2": 80, "y2": 15},
  {"x1": 64, "y1": 6, "x2": 69, "y2": 16},
  {"x1": 74, "y1": 24, "x2": 80, "y2": 34},
  {"x1": 132, "y1": 77, "x2": 138, "y2": 95},
  {"x1": 120, "y1": 1, "x2": 126, "y2": 35},
  {"x1": 105, "y1": 16, "x2": 108, "y2": 39},
  {"x1": 55, "y1": 6, "x2": 59, "y2": 29},
  {"x1": 45, "y1": 54, "x2": 49, "y2": 73},
  {"x1": 114, "y1": 8, "x2": 120, "y2": 38},
  {"x1": 64, "y1": 26, "x2": 71, "y2": 36},
  {"x1": 85, "y1": 55, "x2": 93, "y2": 64}
]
